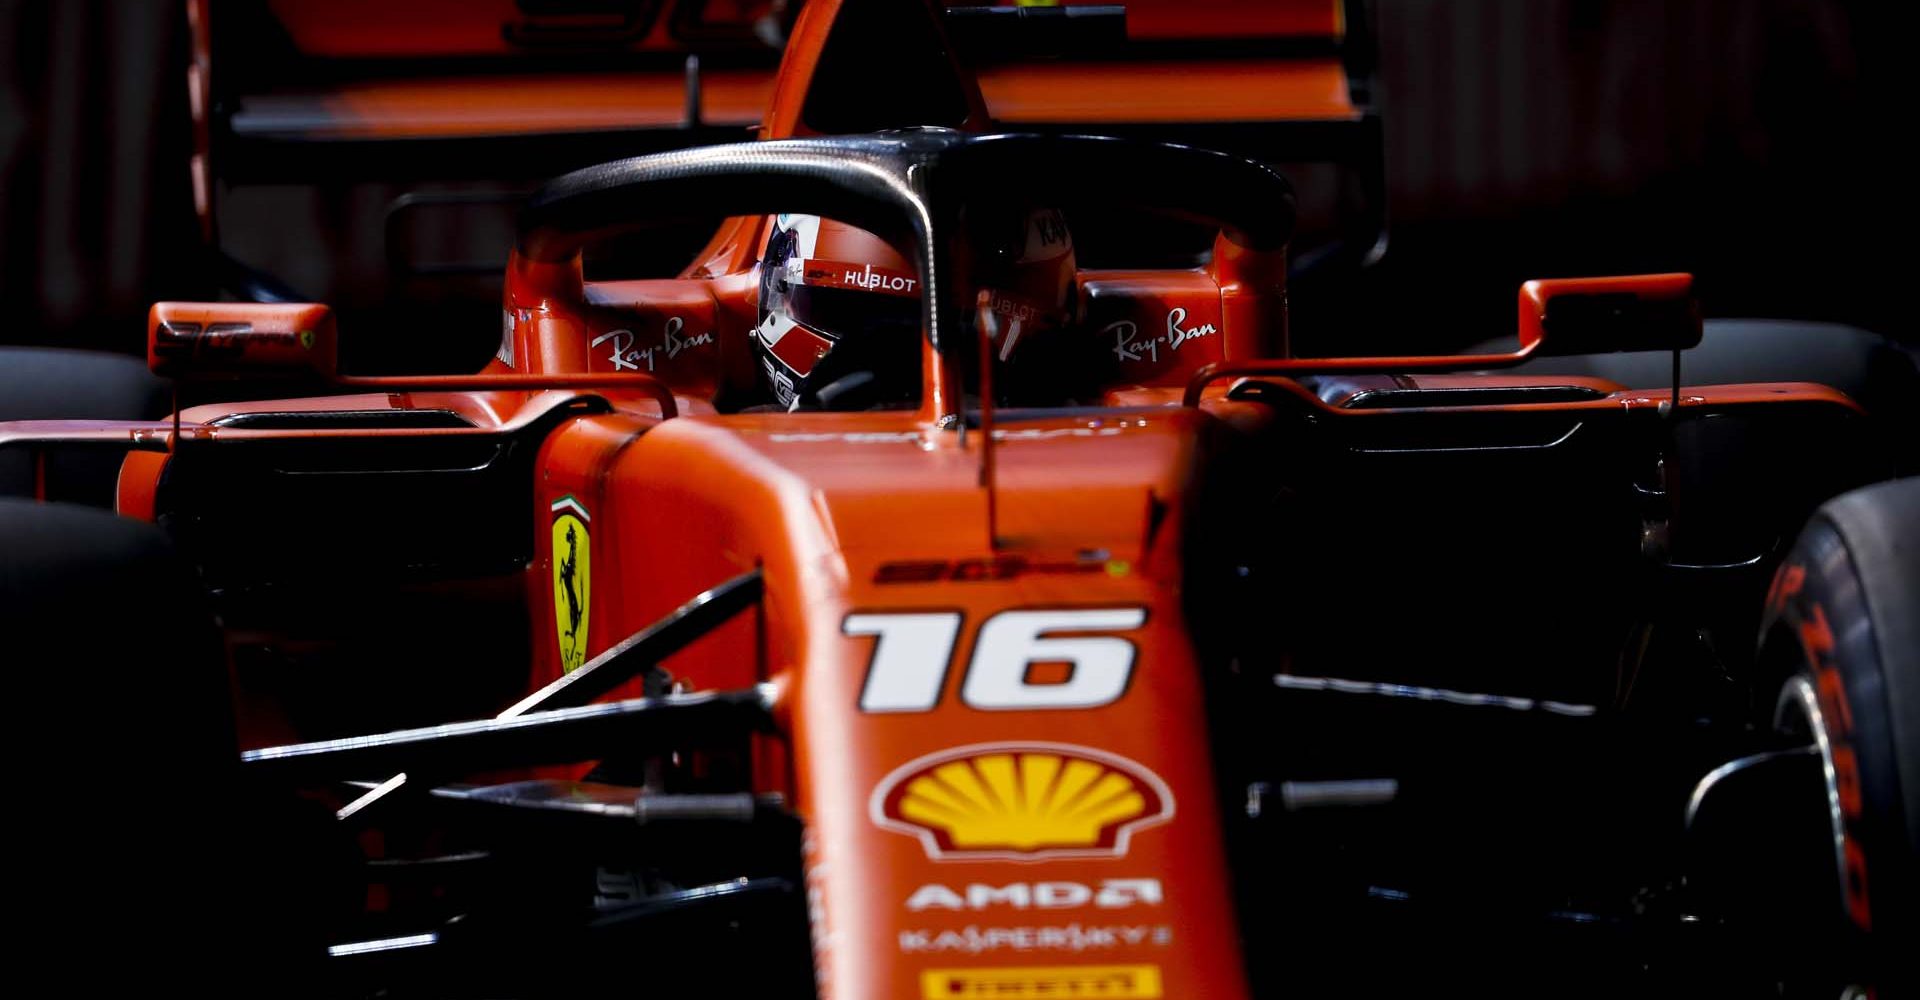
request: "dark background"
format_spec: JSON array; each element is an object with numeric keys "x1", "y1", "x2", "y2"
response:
[{"x1": 0, "y1": 0, "x2": 1907, "y2": 358}]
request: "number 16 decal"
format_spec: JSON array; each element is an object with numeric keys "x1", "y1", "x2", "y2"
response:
[{"x1": 845, "y1": 608, "x2": 1147, "y2": 712}]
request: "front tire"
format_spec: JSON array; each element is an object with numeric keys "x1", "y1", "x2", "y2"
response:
[
  {"x1": 1755, "y1": 477, "x2": 1918, "y2": 992},
  {"x1": 0, "y1": 347, "x2": 169, "y2": 505}
]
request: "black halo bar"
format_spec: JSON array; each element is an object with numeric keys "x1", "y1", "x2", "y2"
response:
[
  {"x1": 243, "y1": 685, "x2": 777, "y2": 782},
  {"x1": 499, "y1": 567, "x2": 764, "y2": 718}
]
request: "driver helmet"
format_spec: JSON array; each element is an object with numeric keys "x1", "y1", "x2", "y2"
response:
[
  {"x1": 752, "y1": 208, "x2": 1077, "y2": 409},
  {"x1": 754, "y1": 214, "x2": 922, "y2": 409}
]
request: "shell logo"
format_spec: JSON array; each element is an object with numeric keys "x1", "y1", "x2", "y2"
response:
[{"x1": 871, "y1": 742, "x2": 1175, "y2": 861}]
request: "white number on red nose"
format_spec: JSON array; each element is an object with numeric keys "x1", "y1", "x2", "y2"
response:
[
  {"x1": 846, "y1": 612, "x2": 964, "y2": 713},
  {"x1": 963, "y1": 608, "x2": 1145, "y2": 709},
  {"x1": 846, "y1": 608, "x2": 1146, "y2": 712}
]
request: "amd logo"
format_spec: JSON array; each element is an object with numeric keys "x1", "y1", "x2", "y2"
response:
[{"x1": 905, "y1": 879, "x2": 1163, "y2": 912}]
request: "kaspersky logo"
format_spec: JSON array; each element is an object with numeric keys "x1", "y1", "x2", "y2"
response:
[{"x1": 872, "y1": 742, "x2": 1174, "y2": 862}]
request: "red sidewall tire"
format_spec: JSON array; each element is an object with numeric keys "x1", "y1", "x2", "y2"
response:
[{"x1": 1757, "y1": 477, "x2": 1919, "y2": 989}]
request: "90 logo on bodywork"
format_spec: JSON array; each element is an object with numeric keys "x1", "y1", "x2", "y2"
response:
[{"x1": 844, "y1": 608, "x2": 1146, "y2": 712}]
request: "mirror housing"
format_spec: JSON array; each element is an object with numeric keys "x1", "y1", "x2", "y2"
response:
[
  {"x1": 1519, "y1": 273, "x2": 1701, "y2": 356},
  {"x1": 148, "y1": 302, "x2": 338, "y2": 380}
]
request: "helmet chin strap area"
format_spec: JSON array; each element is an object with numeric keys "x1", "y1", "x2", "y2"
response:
[
  {"x1": 979, "y1": 287, "x2": 1071, "y2": 364},
  {"x1": 998, "y1": 317, "x2": 1024, "y2": 364}
]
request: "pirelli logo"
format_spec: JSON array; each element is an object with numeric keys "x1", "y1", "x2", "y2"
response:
[{"x1": 920, "y1": 964, "x2": 1163, "y2": 999}]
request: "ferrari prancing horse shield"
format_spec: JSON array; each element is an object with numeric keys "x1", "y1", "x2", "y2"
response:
[{"x1": 550, "y1": 494, "x2": 591, "y2": 672}]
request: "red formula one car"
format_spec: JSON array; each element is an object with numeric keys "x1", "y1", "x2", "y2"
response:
[{"x1": 1, "y1": 2, "x2": 1915, "y2": 997}]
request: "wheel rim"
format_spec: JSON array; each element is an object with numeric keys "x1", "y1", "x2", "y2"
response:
[{"x1": 1773, "y1": 674, "x2": 1860, "y2": 928}]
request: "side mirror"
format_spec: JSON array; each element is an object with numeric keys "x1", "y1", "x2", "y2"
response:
[
  {"x1": 1519, "y1": 273, "x2": 1702, "y2": 356},
  {"x1": 148, "y1": 302, "x2": 338, "y2": 380}
]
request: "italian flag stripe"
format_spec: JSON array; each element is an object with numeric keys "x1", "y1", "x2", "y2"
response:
[{"x1": 550, "y1": 494, "x2": 590, "y2": 522}]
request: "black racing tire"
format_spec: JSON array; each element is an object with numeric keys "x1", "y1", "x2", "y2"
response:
[
  {"x1": 0, "y1": 347, "x2": 170, "y2": 505},
  {"x1": 0, "y1": 500, "x2": 339, "y2": 989},
  {"x1": 1755, "y1": 477, "x2": 1919, "y2": 992},
  {"x1": 1, "y1": 500, "x2": 231, "y2": 980},
  {"x1": 0, "y1": 499, "x2": 233, "y2": 766}
]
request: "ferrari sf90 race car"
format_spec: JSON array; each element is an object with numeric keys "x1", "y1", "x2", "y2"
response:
[{"x1": 2, "y1": 2, "x2": 1915, "y2": 997}]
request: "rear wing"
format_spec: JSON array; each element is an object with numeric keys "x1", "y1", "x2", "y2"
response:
[
  {"x1": 971, "y1": 0, "x2": 1370, "y2": 128},
  {"x1": 957, "y1": 0, "x2": 1384, "y2": 271},
  {"x1": 190, "y1": 0, "x2": 785, "y2": 223},
  {"x1": 191, "y1": 0, "x2": 1382, "y2": 362},
  {"x1": 193, "y1": 0, "x2": 1376, "y2": 226}
]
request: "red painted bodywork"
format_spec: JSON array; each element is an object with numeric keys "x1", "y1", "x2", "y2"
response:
[
  {"x1": 0, "y1": 2, "x2": 1874, "y2": 997},
  {"x1": 1517, "y1": 272, "x2": 1697, "y2": 352}
]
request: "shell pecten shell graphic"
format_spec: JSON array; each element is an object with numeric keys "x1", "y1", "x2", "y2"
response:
[{"x1": 872, "y1": 742, "x2": 1174, "y2": 861}]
